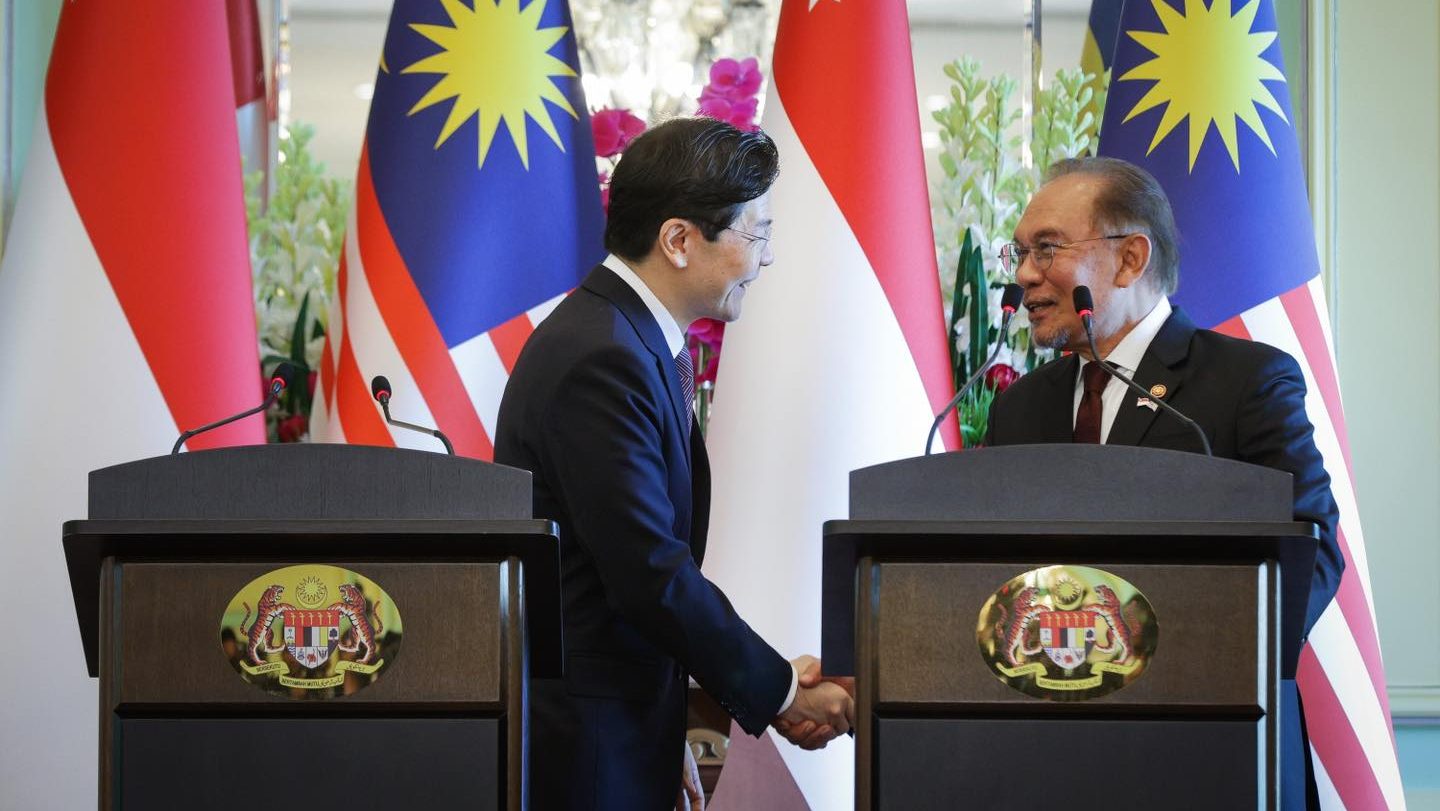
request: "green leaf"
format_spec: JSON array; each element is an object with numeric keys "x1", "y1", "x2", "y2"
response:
[
  {"x1": 966, "y1": 241, "x2": 987, "y2": 379},
  {"x1": 289, "y1": 289, "x2": 312, "y2": 365},
  {"x1": 938, "y1": 151, "x2": 957, "y2": 178}
]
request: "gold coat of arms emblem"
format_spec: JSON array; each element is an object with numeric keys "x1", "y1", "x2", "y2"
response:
[
  {"x1": 977, "y1": 565, "x2": 1158, "y2": 700},
  {"x1": 220, "y1": 565, "x2": 402, "y2": 699}
]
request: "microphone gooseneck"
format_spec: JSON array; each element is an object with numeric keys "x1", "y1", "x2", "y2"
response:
[
  {"x1": 369, "y1": 374, "x2": 455, "y2": 455},
  {"x1": 1071, "y1": 286, "x2": 1212, "y2": 456},
  {"x1": 925, "y1": 283, "x2": 1024, "y2": 456},
  {"x1": 171, "y1": 361, "x2": 298, "y2": 454}
]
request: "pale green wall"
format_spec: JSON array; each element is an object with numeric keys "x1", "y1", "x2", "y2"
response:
[{"x1": 1333, "y1": 0, "x2": 1440, "y2": 805}]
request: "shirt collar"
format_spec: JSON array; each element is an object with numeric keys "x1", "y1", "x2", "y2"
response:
[
  {"x1": 602, "y1": 254, "x2": 686, "y2": 357},
  {"x1": 1096, "y1": 296, "x2": 1172, "y2": 376}
]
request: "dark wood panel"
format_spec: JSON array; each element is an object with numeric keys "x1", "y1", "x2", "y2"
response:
[
  {"x1": 874, "y1": 717, "x2": 1262, "y2": 810},
  {"x1": 875, "y1": 561, "x2": 1264, "y2": 707},
  {"x1": 116, "y1": 562, "x2": 503, "y2": 706},
  {"x1": 117, "y1": 717, "x2": 500, "y2": 810}
]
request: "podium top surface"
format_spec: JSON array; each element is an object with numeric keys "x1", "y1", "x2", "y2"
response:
[
  {"x1": 88, "y1": 444, "x2": 532, "y2": 521},
  {"x1": 851, "y1": 445, "x2": 1292, "y2": 522}
]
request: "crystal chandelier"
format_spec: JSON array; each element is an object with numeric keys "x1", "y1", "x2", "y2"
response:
[{"x1": 569, "y1": 0, "x2": 779, "y2": 122}]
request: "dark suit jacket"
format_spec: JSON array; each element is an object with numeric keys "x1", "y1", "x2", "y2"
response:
[
  {"x1": 495, "y1": 265, "x2": 792, "y2": 811},
  {"x1": 985, "y1": 306, "x2": 1341, "y2": 809}
]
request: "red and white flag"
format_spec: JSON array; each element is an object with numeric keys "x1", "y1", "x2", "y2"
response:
[
  {"x1": 227, "y1": 0, "x2": 270, "y2": 181},
  {"x1": 0, "y1": 4, "x2": 262, "y2": 808},
  {"x1": 704, "y1": 0, "x2": 956, "y2": 807}
]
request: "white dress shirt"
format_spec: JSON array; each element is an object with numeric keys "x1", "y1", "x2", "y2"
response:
[
  {"x1": 1072, "y1": 297, "x2": 1172, "y2": 444},
  {"x1": 601, "y1": 254, "x2": 800, "y2": 714}
]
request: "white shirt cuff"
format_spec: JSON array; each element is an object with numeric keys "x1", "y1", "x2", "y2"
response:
[{"x1": 777, "y1": 662, "x2": 799, "y2": 714}]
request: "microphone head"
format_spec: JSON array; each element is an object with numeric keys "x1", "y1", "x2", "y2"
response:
[
  {"x1": 370, "y1": 375, "x2": 392, "y2": 403},
  {"x1": 1071, "y1": 286, "x2": 1095, "y2": 318},
  {"x1": 1000, "y1": 283, "x2": 1023, "y2": 314},
  {"x1": 269, "y1": 361, "x2": 297, "y2": 393}
]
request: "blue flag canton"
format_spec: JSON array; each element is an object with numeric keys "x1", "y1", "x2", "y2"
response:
[
  {"x1": 1098, "y1": 0, "x2": 1319, "y2": 327},
  {"x1": 365, "y1": 0, "x2": 605, "y2": 348}
]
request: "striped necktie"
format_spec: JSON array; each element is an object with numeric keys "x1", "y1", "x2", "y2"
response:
[{"x1": 675, "y1": 345, "x2": 694, "y2": 424}]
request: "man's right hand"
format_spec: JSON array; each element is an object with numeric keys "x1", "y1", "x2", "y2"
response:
[{"x1": 773, "y1": 656, "x2": 855, "y2": 750}]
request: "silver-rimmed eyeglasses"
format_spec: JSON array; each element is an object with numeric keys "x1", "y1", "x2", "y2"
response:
[
  {"x1": 998, "y1": 234, "x2": 1129, "y2": 275},
  {"x1": 725, "y1": 226, "x2": 771, "y2": 248}
]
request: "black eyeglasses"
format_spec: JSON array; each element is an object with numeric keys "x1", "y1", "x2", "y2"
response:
[{"x1": 998, "y1": 234, "x2": 1129, "y2": 275}]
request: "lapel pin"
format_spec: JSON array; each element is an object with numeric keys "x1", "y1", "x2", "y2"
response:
[
  {"x1": 1136, "y1": 397, "x2": 1159, "y2": 412},
  {"x1": 1148, "y1": 383, "x2": 1167, "y2": 399}
]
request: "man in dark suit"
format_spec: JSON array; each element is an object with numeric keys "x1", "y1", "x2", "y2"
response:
[
  {"x1": 984, "y1": 156, "x2": 1343, "y2": 809},
  {"x1": 495, "y1": 118, "x2": 854, "y2": 811}
]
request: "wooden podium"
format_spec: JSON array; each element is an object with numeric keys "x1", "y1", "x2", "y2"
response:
[
  {"x1": 63, "y1": 444, "x2": 560, "y2": 810},
  {"x1": 823, "y1": 445, "x2": 1319, "y2": 810}
]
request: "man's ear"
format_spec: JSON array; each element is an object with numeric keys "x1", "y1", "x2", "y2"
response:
[
  {"x1": 1112, "y1": 233, "x2": 1153, "y2": 290},
  {"x1": 658, "y1": 218, "x2": 693, "y2": 269}
]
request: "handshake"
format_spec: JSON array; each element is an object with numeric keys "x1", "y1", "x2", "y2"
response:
[{"x1": 773, "y1": 655, "x2": 856, "y2": 750}]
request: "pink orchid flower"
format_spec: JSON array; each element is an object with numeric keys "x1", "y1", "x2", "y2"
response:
[
  {"x1": 708, "y1": 57, "x2": 763, "y2": 98},
  {"x1": 592, "y1": 107, "x2": 647, "y2": 158},
  {"x1": 697, "y1": 95, "x2": 734, "y2": 121},
  {"x1": 687, "y1": 318, "x2": 726, "y2": 350},
  {"x1": 696, "y1": 355, "x2": 720, "y2": 385}
]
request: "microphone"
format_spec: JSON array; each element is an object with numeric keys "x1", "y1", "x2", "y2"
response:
[
  {"x1": 172, "y1": 362, "x2": 296, "y2": 454},
  {"x1": 925, "y1": 283, "x2": 1024, "y2": 456},
  {"x1": 1072, "y1": 286, "x2": 1212, "y2": 456},
  {"x1": 370, "y1": 375, "x2": 455, "y2": 455}
]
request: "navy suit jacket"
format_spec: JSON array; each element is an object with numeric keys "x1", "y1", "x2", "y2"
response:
[
  {"x1": 495, "y1": 265, "x2": 791, "y2": 810},
  {"x1": 985, "y1": 306, "x2": 1341, "y2": 809}
]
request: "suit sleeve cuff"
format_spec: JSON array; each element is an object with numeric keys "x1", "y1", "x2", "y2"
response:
[{"x1": 777, "y1": 663, "x2": 799, "y2": 715}]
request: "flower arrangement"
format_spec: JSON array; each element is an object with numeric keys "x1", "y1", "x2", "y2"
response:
[
  {"x1": 931, "y1": 58, "x2": 1104, "y2": 445},
  {"x1": 697, "y1": 57, "x2": 763, "y2": 131},
  {"x1": 246, "y1": 124, "x2": 351, "y2": 442},
  {"x1": 590, "y1": 56, "x2": 766, "y2": 434},
  {"x1": 591, "y1": 107, "x2": 646, "y2": 211}
]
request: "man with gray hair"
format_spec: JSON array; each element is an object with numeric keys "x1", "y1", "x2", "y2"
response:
[{"x1": 985, "y1": 156, "x2": 1342, "y2": 809}]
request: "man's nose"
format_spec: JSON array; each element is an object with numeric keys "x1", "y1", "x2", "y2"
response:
[{"x1": 1015, "y1": 255, "x2": 1043, "y2": 286}]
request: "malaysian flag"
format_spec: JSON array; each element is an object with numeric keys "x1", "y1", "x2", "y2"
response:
[
  {"x1": 311, "y1": 0, "x2": 605, "y2": 456},
  {"x1": 1098, "y1": 0, "x2": 1403, "y2": 807}
]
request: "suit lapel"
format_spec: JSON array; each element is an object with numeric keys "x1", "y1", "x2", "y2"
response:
[
  {"x1": 581, "y1": 266, "x2": 694, "y2": 465},
  {"x1": 1106, "y1": 307, "x2": 1195, "y2": 448},
  {"x1": 1036, "y1": 354, "x2": 1081, "y2": 443},
  {"x1": 689, "y1": 428, "x2": 711, "y2": 563}
]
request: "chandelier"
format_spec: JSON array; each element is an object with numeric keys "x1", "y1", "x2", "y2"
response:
[{"x1": 569, "y1": 0, "x2": 779, "y2": 122}]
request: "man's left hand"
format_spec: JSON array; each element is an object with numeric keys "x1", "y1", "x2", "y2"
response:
[{"x1": 677, "y1": 740, "x2": 705, "y2": 811}]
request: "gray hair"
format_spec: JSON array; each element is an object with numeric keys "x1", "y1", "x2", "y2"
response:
[{"x1": 1045, "y1": 156, "x2": 1180, "y2": 295}]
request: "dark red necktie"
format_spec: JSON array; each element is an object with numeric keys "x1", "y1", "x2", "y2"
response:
[{"x1": 1073, "y1": 361, "x2": 1112, "y2": 444}]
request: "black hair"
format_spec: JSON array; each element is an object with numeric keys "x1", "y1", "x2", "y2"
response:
[{"x1": 604, "y1": 117, "x2": 780, "y2": 261}]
